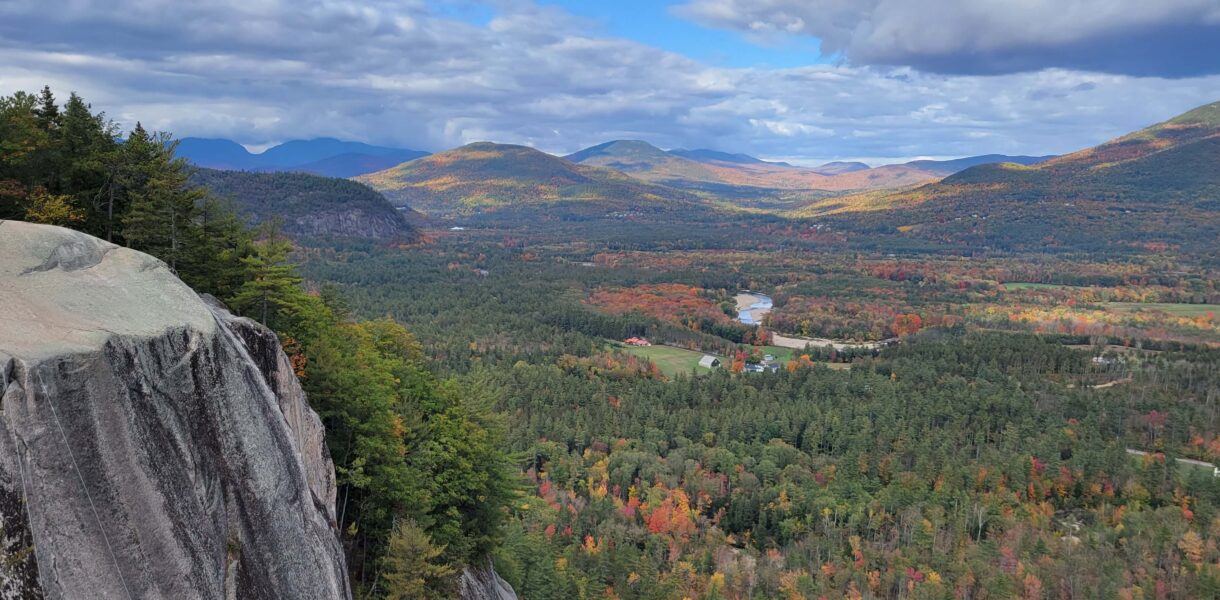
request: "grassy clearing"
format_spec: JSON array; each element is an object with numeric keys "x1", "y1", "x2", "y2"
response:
[
  {"x1": 617, "y1": 344, "x2": 719, "y2": 377},
  {"x1": 1103, "y1": 302, "x2": 1220, "y2": 317},
  {"x1": 757, "y1": 345, "x2": 796, "y2": 364},
  {"x1": 616, "y1": 343, "x2": 853, "y2": 377},
  {"x1": 1003, "y1": 282, "x2": 1086, "y2": 290},
  {"x1": 1128, "y1": 451, "x2": 1218, "y2": 479},
  {"x1": 754, "y1": 345, "x2": 852, "y2": 370}
]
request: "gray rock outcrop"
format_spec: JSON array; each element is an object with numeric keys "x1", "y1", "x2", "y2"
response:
[
  {"x1": 0, "y1": 221, "x2": 350, "y2": 599},
  {"x1": 459, "y1": 561, "x2": 518, "y2": 600}
]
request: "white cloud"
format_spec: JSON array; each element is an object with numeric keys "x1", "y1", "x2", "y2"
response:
[
  {"x1": 0, "y1": 0, "x2": 1216, "y2": 164},
  {"x1": 674, "y1": 0, "x2": 1220, "y2": 76}
]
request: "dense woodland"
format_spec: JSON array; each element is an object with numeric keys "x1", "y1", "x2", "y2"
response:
[
  {"x1": 304, "y1": 217, "x2": 1220, "y2": 598},
  {"x1": 5, "y1": 86, "x2": 1220, "y2": 599},
  {"x1": 189, "y1": 167, "x2": 419, "y2": 240}
]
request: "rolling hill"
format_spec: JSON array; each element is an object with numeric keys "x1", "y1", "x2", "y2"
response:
[
  {"x1": 904, "y1": 154, "x2": 1052, "y2": 176},
  {"x1": 565, "y1": 140, "x2": 725, "y2": 185},
  {"x1": 176, "y1": 137, "x2": 429, "y2": 177},
  {"x1": 564, "y1": 140, "x2": 1052, "y2": 195},
  {"x1": 564, "y1": 139, "x2": 929, "y2": 193},
  {"x1": 668, "y1": 148, "x2": 787, "y2": 166},
  {"x1": 190, "y1": 168, "x2": 420, "y2": 241},
  {"x1": 810, "y1": 161, "x2": 870, "y2": 175},
  {"x1": 795, "y1": 100, "x2": 1220, "y2": 252},
  {"x1": 356, "y1": 142, "x2": 700, "y2": 217}
]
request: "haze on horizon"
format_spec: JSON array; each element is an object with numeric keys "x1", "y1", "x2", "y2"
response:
[{"x1": 1, "y1": 0, "x2": 1218, "y2": 165}]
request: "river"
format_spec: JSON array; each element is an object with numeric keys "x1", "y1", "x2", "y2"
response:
[
  {"x1": 735, "y1": 291, "x2": 893, "y2": 351},
  {"x1": 734, "y1": 292, "x2": 773, "y2": 325}
]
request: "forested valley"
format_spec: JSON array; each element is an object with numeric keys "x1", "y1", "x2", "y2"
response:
[
  {"x1": 3, "y1": 87, "x2": 1219, "y2": 599},
  {"x1": 303, "y1": 225, "x2": 1220, "y2": 599}
]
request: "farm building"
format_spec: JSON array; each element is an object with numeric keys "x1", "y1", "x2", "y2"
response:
[
  {"x1": 745, "y1": 362, "x2": 780, "y2": 373},
  {"x1": 624, "y1": 337, "x2": 652, "y2": 346},
  {"x1": 698, "y1": 355, "x2": 721, "y2": 369}
]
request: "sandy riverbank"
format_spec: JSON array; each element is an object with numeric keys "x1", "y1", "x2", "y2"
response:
[{"x1": 734, "y1": 292, "x2": 772, "y2": 325}]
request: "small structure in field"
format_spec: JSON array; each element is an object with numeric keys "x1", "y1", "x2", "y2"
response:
[
  {"x1": 698, "y1": 355, "x2": 721, "y2": 369},
  {"x1": 624, "y1": 337, "x2": 652, "y2": 346},
  {"x1": 745, "y1": 362, "x2": 780, "y2": 373}
]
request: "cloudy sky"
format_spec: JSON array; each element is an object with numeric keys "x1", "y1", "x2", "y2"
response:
[{"x1": 2, "y1": 0, "x2": 1218, "y2": 165}]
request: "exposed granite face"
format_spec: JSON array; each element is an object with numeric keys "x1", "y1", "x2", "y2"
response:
[
  {"x1": 459, "y1": 562, "x2": 518, "y2": 600},
  {"x1": 0, "y1": 221, "x2": 350, "y2": 600},
  {"x1": 288, "y1": 208, "x2": 413, "y2": 240}
]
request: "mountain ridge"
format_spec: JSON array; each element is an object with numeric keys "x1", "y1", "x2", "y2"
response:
[
  {"x1": 564, "y1": 139, "x2": 1057, "y2": 194},
  {"x1": 358, "y1": 142, "x2": 700, "y2": 217},
  {"x1": 794, "y1": 100, "x2": 1220, "y2": 252},
  {"x1": 191, "y1": 168, "x2": 420, "y2": 240},
  {"x1": 176, "y1": 137, "x2": 429, "y2": 177}
]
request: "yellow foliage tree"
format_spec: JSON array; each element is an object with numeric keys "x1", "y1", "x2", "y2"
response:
[{"x1": 24, "y1": 187, "x2": 84, "y2": 226}]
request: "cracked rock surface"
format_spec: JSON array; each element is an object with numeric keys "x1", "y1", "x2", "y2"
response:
[{"x1": 0, "y1": 221, "x2": 350, "y2": 600}]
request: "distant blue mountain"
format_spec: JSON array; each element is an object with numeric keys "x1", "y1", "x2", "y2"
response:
[
  {"x1": 291, "y1": 151, "x2": 431, "y2": 178},
  {"x1": 255, "y1": 138, "x2": 425, "y2": 167},
  {"x1": 175, "y1": 138, "x2": 259, "y2": 170},
  {"x1": 669, "y1": 148, "x2": 765, "y2": 165},
  {"x1": 810, "y1": 161, "x2": 871, "y2": 175},
  {"x1": 669, "y1": 148, "x2": 793, "y2": 166},
  {"x1": 175, "y1": 137, "x2": 429, "y2": 177}
]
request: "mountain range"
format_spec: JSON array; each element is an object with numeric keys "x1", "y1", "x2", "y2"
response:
[
  {"x1": 796, "y1": 100, "x2": 1220, "y2": 251},
  {"x1": 176, "y1": 137, "x2": 430, "y2": 177},
  {"x1": 173, "y1": 101, "x2": 1220, "y2": 248},
  {"x1": 562, "y1": 139, "x2": 1049, "y2": 194},
  {"x1": 178, "y1": 134, "x2": 1050, "y2": 197},
  {"x1": 356, "y1": 142, "x2": 699, "y2": 217}
]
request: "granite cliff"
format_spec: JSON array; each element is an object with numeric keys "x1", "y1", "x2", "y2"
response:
[{"x1": 0, "y1": 221, "x2": 350, "y2": 599}]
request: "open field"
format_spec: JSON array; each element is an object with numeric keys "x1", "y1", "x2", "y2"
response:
[
  {"x1": 771, "y1": 333, "x2": 888, "y2": 351},
  {"x1": 1104, "y1": 302, "x2": 1220, "y2": 317},
  {"x1": 754, "y1": 346, "x2": 852, "y2": 370},
  {"x1": 1127, "y1": 449, "x2": 1219, "y2": 478},
  {"x1": 617, "y1": 344, "x2": 719, "y2": 377},
  {"x1": 1003, "y1": 282, "x2": 1088, "y2": 290},
  {"x1": 758, "y1": 345, "x2": 796, "y2": 364}
]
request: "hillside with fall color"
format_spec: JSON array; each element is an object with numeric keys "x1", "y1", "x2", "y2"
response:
[
  {"x1": 356, "y1": 142, "x2": 699, "y2": 217},
  {"x1": 792, "y1": 100, "x2": 1220, "y2": 252},
  {"x1": 566, "y1": 139, "x2": 945, "y2": 194},
  {"x1": 566, "y1": 140, "x2": 1051, "y2": 199}
]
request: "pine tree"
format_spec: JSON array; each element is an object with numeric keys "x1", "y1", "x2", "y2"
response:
[
  {"x1": 380, "y1": 519, "x2": 456, "y2": 600},
  {"x1": 229, "y1": 222, "x2": 311, "y2": 331},
  {"x1": 58, "y1": 92, "x2": 117, "y2": 234},
  {"x1": 179, "y1": 196, "x2": 252, "y2": 298},
  {"x1": 34, "y1": 86, "x2": 59, "y2": 132},
  {"x1": 120, "y1": 124, "x2": 205, "y2": 268}
]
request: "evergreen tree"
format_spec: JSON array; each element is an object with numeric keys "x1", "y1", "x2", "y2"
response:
[
  {"x1": 57, "y1": 92, "x2": 116, "y2": 234},
  {"x1": 120, "y1": 124, "x2": 205, "y2": 269},
  {"x1": 180, "y1": 196, "x2": 253, "y2": 299},
  {"x1": 34, "y1": 85, "x2": 59, "y2": 132},
  {"x1": 228, "y1": 222, "x2": 317, "y2": 334},
  {"x1": 380, "y1": 519, "x2": 456, "y2": 600}
]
